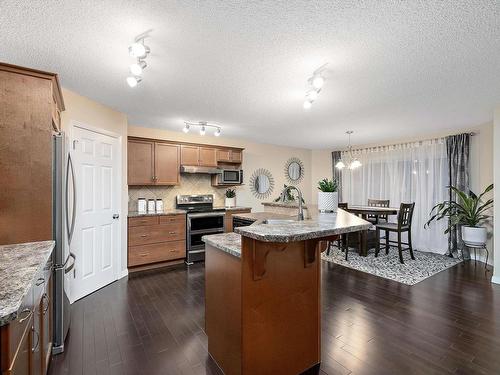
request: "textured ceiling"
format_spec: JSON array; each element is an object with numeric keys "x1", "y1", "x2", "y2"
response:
[{"x1": 1, "y1": 1, "x2": 499, "y2": 149}]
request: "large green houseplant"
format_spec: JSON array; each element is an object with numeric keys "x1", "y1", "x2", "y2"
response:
[{"x1": 424, "y1": 184, "x2": 493, "y2": 245}]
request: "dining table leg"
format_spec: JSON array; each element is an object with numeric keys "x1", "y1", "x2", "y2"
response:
[{"x1": 360, "y1": 230, "x2": 368, "y2": 256}]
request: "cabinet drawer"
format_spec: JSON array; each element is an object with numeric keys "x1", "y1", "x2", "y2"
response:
[
  {"x1": 128, "y1": 241, "x2": 186, "y2": 266},
  {"x1": 128, "y1": 216, "x2": 159, "y2": 227},
  {"x1": 159, "y1": 214, "x2": 185, "y2": 225},
  {"x1": 128, "y1": 223, "x2": 185, "y2": 246}
]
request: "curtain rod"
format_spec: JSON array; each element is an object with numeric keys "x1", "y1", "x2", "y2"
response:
[{"x1": 336, "y1": 131, "x2": 476, "y2": 153}]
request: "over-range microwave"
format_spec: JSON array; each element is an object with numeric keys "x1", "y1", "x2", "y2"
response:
[{"x1": 217, "y1": 169, "x2": 243, "y2": 184}]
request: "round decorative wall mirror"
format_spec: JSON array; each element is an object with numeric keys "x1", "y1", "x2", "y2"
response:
[
  {"x1": 249, "y1": 168, "x2": 275, "y2": 199},
  {"x1": 284, "y1": 157, "x2": 305, "y2": 184}
]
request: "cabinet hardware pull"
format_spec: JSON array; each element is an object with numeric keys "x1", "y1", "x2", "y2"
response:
[
  {"x1": 18, "y1": 308, "x2": 32, "y2": 323},
  {"x1": 31, "y1": 327, "x2": 40, "y2": 352},
  {"x1": 139, "y1": 253, "x2": 149, "y2": 257},
  {"x1": 35, "y1": 277, "x2": 45, "y2": 286},
  {"x1": 141, "y1": 234, "x2": 148, "y2": 237},
  {"x1": 169, "y1": 231, "x2": 176, "y2": 234},
  {"x1": 42, "y1": 293, "x2": 50, "y2": 314}
]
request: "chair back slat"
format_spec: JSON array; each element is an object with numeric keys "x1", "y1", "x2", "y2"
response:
[
  {"x1": 367, "y1": 199, "x2": 390, "y2": 221},
  {"x1": 397, "y1": 202, "x2": 415, "y2": 229}
]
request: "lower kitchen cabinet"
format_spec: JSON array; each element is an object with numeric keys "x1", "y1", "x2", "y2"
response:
[
  {"x1": 128, "y1": 213, "x2": 187, "y2": 272},
  {"x1": 1, "y1": 259, "x2": 53, "y2": 375}
]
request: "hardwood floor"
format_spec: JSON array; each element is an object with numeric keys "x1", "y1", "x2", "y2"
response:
[{"x1": 48, "y1": 260, "x2": 500, "y2": 375}]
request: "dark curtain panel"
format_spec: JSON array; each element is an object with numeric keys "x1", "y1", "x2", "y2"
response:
[
  {"x1": 446, "y1": 133, "x2": 470, "y2": 258},
  {"x1": 332, "y1": 151, "x2": 343, "y2": 202}
]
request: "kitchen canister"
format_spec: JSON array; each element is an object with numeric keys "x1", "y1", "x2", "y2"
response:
[
  {"x1": 147, "y1": 199, "x2": 156, "y2": 212},
  {"x1": 156, "y1": 199, "x2": 164, "y2": 212},
  {"x1": 137, "y1": 198, "x2": 147, "y2": 213}
]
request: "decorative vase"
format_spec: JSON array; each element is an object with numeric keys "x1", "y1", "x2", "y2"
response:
[
  {"x1": 318, "y1": 192, "x2": 338, "y2": 212},
  {"x1": 225, "y1": 197, "x2": 236, "y2": 208},
  {"x1": 461, "y1": 226, "x2": 487, "y2": 245}
]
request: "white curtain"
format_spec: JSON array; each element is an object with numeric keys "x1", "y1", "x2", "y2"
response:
[{"x1": 342, "y1": 139, "x2": 449, "y2": 254}]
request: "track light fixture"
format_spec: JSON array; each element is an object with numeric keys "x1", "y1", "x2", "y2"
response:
[
  {"x1": 126, "y1": 31, "x2": 152, "y2": 88},
  {"x1": 183, "y1": 121, "x2": 222, "y2": 137},
  {"x1": 303, "y1": 63, "x2": 328, "y2": 110}
]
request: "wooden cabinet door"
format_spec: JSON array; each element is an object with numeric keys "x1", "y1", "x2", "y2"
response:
[
  {"x1": 9, "y1": 315, "x2": 33, "y2": 375},
  {"x1": 180, "y1": 145, "x2": 199, "y2": 166},
  {"x1": 155, "y1": 143, "x2": 180, "y2": 185},
  {"x1": 199, "y1": 147, "x2": 217, "y2": 167},
  {"x1": 217, "y1": 149, "x2": 231, "y2": 162},
  {"x1": 128, "y1": 140, "x2": 155, "y2": 185},
  {"x1": 231, "y1": 150, "x2": 242, "y2": 163}
]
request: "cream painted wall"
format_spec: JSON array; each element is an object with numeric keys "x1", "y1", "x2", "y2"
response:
[
  {"x1": 60, "y1": 88, "x2": 129, "y2": 277},
  {"x1": 128, "y1": 126, "x2": 312, "y2": 212},
  {"x1": 310, "y1": 150, "x2": 334, "y2": 204},
  {"x1": 493, "y1": 107, "x2": 500, "y2": 284}
]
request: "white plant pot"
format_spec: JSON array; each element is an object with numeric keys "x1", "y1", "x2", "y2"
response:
[
  {"x1": 462, "y1": 226, "x2": 487, "y2": 245},
  {"x1": 318, "y1": 191, "x2": 338, "y2": 212},
  {"x1": 225, "y1": 197, "x2": 236, "y2": 208}
]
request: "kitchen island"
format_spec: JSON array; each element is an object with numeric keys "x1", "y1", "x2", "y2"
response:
[{"x1": 202, "y1": 209, "x2": 371, "y2": 375}]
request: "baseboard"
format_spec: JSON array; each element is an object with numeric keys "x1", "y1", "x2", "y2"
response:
[
  {"x1": 120, "y1": 269, "x2": 129, "y2": 279},
  {"x1": 491, "y1": 275, "x2": 500, "y2": 285}
]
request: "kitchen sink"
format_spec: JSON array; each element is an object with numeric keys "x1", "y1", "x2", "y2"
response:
[{"x1": 262, "y1": 219, "x2": 296, "y2": 225}]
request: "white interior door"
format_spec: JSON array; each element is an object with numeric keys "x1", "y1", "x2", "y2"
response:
[{"x1": 71, "y1": 125, "x2": 121, "y2": 301}]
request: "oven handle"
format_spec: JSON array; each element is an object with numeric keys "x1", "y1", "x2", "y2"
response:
[{"x1": 187, "y1": 212, "x2": 226, "y2": 218}]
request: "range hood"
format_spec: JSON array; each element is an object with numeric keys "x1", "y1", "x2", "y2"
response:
[{"x1": 180, "y1": 165, "x2": 221, "y2": 174}]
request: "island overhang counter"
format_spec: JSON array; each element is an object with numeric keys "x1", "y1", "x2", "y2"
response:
[{"x1": 202, "y1": 209, "x2": 371, "y2": 375}]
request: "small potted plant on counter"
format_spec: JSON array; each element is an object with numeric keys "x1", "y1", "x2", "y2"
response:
[
  {"x1": 425, "y1": 183, "x2": 493, "y2": 248},
  {"x1": 317, "y1": 178, "x2": 338, "y2": 212},
  {"x1": 225, "y1": 188, "x2": 236, "y2": 208}
]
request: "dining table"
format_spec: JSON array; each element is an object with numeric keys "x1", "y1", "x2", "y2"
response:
[{"x1": 343, "y1": 205, "x2": 399, "y2": 256}]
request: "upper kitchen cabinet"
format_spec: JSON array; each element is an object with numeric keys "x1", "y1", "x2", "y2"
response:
[
  {"x1": 217, "y1": 148, "x2": 242, "y2": 164},
  {"x1": 0, "y1": 63, "x2": 65, "y2": 245},
  {"x1": 181, "y1": 145, "x2": 217, "y2": 167},
  {"x1": 128, "y1": 139, "x2": 155, "y2": 185},
  {"x1": 128, "y1": 138, "x2": 180, "y2": 185},
  {"x1": 155, "y1": 143, "x2": 180, "y2": 184}
]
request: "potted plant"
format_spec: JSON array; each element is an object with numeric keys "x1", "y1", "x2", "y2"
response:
[
  {"x1": 424, "y1": 184, "x2": 493, "y2": 245},
  {"x1": 273, "y1": 184, "x2": 305, "y2": 204},
  {"x1": 225, "y1": 188, "x2": 236, "y2": 208},
  {"x1": 317, "y1": 178, "x2": 338, "y2": 212}
]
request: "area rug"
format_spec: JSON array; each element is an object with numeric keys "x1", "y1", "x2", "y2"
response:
[{"x1": 321, "y1": 246, "x2": 461, "y2": 285}]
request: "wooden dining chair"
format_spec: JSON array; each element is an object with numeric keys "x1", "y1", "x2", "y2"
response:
[
  {"x1": 375, "y1": 202, "x2": 415, "y2": 264},
  {"x1": 367, "y1": 199, "x2": 390, "y2": 224},
  {"x1": 326, "y1": 203, "x2": 349, "y2": 257}
]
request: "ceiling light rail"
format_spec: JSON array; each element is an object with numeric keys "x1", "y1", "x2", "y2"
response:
[
  {"x1": 127, "y1": 30, "x2": 152, "y2": 88},
  {"x1": 303, "y1": 63, "x2": 328, "y2": 110},
  {"x1": 183, "y1": 121, "x2": 222, "y2": 137}
]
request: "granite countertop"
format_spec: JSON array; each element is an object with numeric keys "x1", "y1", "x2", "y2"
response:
[
  {"x1": 213, "y1": 206, "x2": 252, "y2": 212},
  {"x1": 0, "y1": 241, "x2": 55, "y2": 326},
  {"x1": 128, "y1": 209, "x2": 187, "y2": 217},
  {"x1": 202, "y1": 232, "x2": 242, "y2": 257},
  {"x1": 234, "y1": 209, "x2": 372, "y2": 243},
  {"x1": 233, "y1": 211, "x2": 296, "y2": 224}
]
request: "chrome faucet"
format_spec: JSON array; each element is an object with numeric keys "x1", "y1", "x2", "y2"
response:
[{"x1": 280, "y1": 185, "x2": 304, "y2": 221}]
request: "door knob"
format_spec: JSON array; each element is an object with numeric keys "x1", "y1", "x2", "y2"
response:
[{"x1": 113, "y1": 214, "x2": 119, "y2": 219}]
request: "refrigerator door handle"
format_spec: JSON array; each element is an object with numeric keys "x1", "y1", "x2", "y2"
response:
[
  {"x1": 65, "y1": 152, "x2": 77, "y2": 245},
  {"x1": 64, "y1": 252, "x2": 76, "y2": 274}
]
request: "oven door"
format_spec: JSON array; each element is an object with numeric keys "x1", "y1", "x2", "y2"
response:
[
  {"x1": 221, "y1": 169, "x2": 242, "y2": 184},
  {"x1": 186, "y1": 213, "x2": 225, "y2": 264}
]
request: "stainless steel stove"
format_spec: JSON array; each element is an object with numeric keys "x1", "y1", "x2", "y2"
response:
[{"x1": 176, "y1": 194, "x2": 225, "y2": 265}]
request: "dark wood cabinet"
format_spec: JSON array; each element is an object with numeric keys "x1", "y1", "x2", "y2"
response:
[
  {"x1": 0, "y1": 63, "x2": 64, "y2": 245},
  {"x1": 128, "y1": 140, "x2": 180, "y2": 185}
]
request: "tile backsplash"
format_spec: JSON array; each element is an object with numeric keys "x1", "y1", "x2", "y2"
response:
[{"x1": 128, "y1": 174, "x2": 226, "y2": 211}]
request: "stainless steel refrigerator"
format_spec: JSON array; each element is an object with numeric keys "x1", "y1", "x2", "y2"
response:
[{"x1": 52, "y1": 132, "x2": 76, "y2": 354}]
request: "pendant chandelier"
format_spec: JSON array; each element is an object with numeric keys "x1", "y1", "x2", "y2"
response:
[{"x1": 335, "y1": 131, "x2": 362, "y2": 170}]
